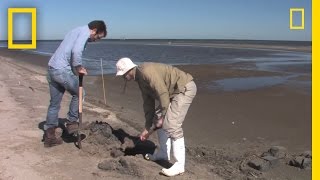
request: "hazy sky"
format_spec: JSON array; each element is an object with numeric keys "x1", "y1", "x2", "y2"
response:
[{"x1": 0, "y1": 0, "x2": 311, "y2": 41}]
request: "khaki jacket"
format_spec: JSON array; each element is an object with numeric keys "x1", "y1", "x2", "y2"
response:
[{"x1": 133, "y1": 62, "x2": 193, "y2": 130}]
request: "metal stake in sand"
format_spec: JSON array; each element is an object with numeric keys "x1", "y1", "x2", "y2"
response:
[
  {"x1": 77, "y1": 74, "x2": 84, "y2": 149},
  {"x1": 100, "y1": 58, "x2": 107, "y2": 105}
]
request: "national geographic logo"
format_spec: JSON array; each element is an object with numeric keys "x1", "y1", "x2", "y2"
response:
[
  {"x1": 7, "y1": 8, "x2": 37, "y2": 49},
  {"x1": 290, "y1": 8, "x2": 305, "y2": 30}
]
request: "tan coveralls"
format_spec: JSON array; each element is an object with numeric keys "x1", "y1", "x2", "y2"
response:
[{"x1": 133, "y1": 62, "x2": 197, "y2": 140}]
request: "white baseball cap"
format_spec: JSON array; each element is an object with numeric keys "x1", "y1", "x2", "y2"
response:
[{"x1": 116, "y1": 57, "x2": 137, "y2": 76}]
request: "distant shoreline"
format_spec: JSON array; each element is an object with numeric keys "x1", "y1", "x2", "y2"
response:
[
  {"x1": 0, "y1": 39, "x2": 312, "y2": 54},
  {"x1": 0, "y1": 38, "x2": 312, "y2": 43}
]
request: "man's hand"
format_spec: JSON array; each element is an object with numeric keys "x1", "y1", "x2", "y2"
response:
[
  {"x1": 139, "y1": 129, "x2": 150, "y2": 141},
  {"x1": 76, "y1": 66, "x2": 88, "y2": 75},
  {"x1": 155, "y1": 116, "x2": 164, "y2": 128}
]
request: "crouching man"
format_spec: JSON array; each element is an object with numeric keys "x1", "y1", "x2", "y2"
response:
[{"x1": 115, "y1": 57, "x2": 197, "y2": 176}]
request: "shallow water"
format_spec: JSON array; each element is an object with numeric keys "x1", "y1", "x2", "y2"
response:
[
  {"x1": 208, "y1": 75, "x2": 298, "y2": 91},
  {"x1": 1, "y1": 40, "x2": 310, "y2": 76},
  {"x1": 0, "y1": 40, "x2": 311, "y2": 92}
]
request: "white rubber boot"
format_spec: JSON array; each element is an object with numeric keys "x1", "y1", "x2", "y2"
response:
[
  {"x1": 161, "y1": 137, "x2": 185, "y2": 176},
  {"x1": 145, "y1": 128, "x2": 171, "y2": 161}
]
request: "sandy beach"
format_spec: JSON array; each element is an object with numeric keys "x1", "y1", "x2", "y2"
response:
[{"x1": 0, "y1": 47, "x2": 311, "y2": 179}]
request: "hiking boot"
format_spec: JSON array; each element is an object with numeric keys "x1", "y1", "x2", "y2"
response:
[
  {"x1": 66, "y1": 121, "x2": 79, "y2": 134},
  {"x1": 44, "y1": 127, "x2": 63, "y2": 147}
]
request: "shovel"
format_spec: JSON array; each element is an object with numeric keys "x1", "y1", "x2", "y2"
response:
[{"x1": 77, "y1": 74, "x2": 84, "y2": 149}]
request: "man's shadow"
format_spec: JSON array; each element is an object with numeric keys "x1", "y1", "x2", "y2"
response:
[
  {"x1": 112, "y1": 128, "x2": 172, "y2": 168},
  {"x1": 38, "y1": 118, "x2": 85, "y2": 144},
  {"x1": 39, "y1": 120, "x2": 171, "y2": 168}
]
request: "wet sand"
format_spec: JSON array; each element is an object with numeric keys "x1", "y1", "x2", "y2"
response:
[{"x1": 87, "y1": 64, "x2": 311, "y2": 152}]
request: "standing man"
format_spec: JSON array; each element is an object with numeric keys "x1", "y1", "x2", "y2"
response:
[
  {"x1": 115, "y1": 57, "x2": 197, "y2": 176},
  {"x1": 44, "y1": 20, "x2": 107, "y2": 147}
]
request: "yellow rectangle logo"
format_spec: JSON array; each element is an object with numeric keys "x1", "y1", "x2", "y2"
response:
[
  {"x1": 290, "y1": 8, "x2": 305, "y2": 30},
  {"x1": 8, "y1": 8, "x2": 37, "y2": 49}
]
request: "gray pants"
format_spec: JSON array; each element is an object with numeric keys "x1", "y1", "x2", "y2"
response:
[{"x1": 162, "y1": 81, "x2": 197, "y2": 140}]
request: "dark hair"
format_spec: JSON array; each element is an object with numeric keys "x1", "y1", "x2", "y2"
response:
[{"x1": 88, "y1": 20, "x2": 107, "y2": 37}]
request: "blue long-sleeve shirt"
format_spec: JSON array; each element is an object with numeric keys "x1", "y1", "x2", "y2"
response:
[{"x1": 48, "y1": 25, "x2": 90, "y2": 70}]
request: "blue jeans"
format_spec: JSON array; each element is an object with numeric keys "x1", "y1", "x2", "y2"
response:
[{"x1": 44, "y1": 67, "x2": 80, "y2": 130}]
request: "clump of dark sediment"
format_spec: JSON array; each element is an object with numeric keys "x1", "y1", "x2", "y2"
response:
[
  {"x1": 78, "y1": 121, "x2": 155, "y2": 177},
  {"x1": 82, "y1": 121, "x2": 156, "y2": 157},
  {"x1": 98, "y1": 157, "x2": 142, "y2": 177},
  {"x1": 289, "y1": 151, "x2": 312, "y2": 170},
  {"x1": 80, "y1": 121, "x2": 121, "y2": 157},
  {"x1": 187, "y1": 145, "x2": 311, "y2": 179}
]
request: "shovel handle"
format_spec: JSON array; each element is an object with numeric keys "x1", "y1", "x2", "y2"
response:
[
  {"x1": 78, "y1": 74, "x2": 84, "y2": 149},
  {"x1": 79, "y1": 74, "x2": 84, "y2": 113},
  {"x1": 79, "y1": 73, "x2": 84, "y2": 87}
]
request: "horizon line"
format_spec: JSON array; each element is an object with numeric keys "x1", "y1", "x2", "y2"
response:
[{"x1": 0, "y1": 38, "x2": 312, "y2": 42}]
